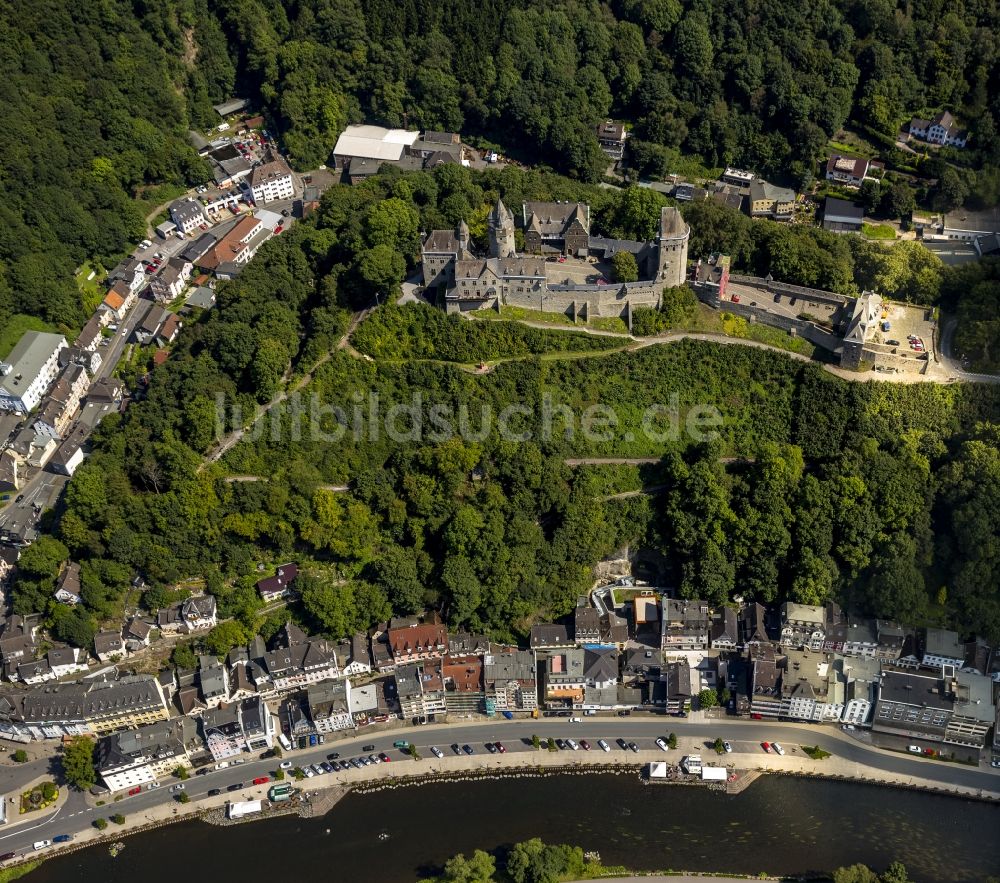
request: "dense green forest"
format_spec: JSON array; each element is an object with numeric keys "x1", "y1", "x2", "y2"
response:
[
  {"x1": 5, "y1": 0, "x2": 1000, "y2": 339},
  {"x1": 10, "y1": 164, "x2": 1000, "y2": 652}
]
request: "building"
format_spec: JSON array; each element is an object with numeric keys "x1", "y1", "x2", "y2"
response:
[
  {"x1": 257, "y1": 563, "x2": 299, "y2": 602},
  {"x1": 595, "y1": 121, "x2": 627, "y2": 160},
  {"x1": 529, "y1": 624, "x2": 572, "y2": 651},
  {"x1": 661, "y1": 599, "x2": 710, "y2": 652},
  {"x1": 748, "y1": 644, "x2": 782, "y2": 718},
  {"x1": 442, "y1": 654, "x2": 485, "y2": 714},
  {"x1": 872, "y1": 669, "x2": 994, "y2": 758},
  {"x1": 197, "y1": 215, "x2": 265, "y2": 272},
  {"x1": 250, "y1": 154, "x2": 295, "y2": 203},
  {"x1": 262, "y1": 639, "x2": 339, "y2": 692},
  {"x1": 181, "y1": 596, "x2": 217, "y2": 633},
  {"x1": 921, "y1": 628, "x2": 965, "y2": 669},
  {"x1": 710, "y1": 607, "x2": 739, "y2": 650},
  {"x1": 421, "y1": 221, "x2": 474, "y2": 290},
  {"x1": 484, "y1": 648, "x2": 537, "y2": 712},
  {"x1": 388, "y1": 621, "x2": 448, "y2": 665},
  {"x1": 780, "y1": 603, "x2": 826, "y2": 650},
  {"x1": 780, "y1": 649, "x2": 844, "y2": 722},
  {"x1": 748, "y1": 181, "x2": 796, "y2": 220},
  {"x1": 333, "y1": 124, "x2": 420, "y2": 169},
  {"x1": 95, "y1": 717, "x2": 198, "y2": 791},
  {"x1": 908, "y1": 111, "x2": 967, "y2": 148},
  {"x1": 307, "y1": 680, "x2": 354, "y2": 733},
  {"x1": 0, "y1": 332, "x2": 68, "y2": 415},
  {"x1": 721, "y1": 168, "x2": 755, "y2": 187},
  {"x1": 822, "y1": 197, "x2": 864, "y2": 234},
  {"x1": 840, "y1": 656, "x2": 880, "y2": 726},
  {"x1": 393, "y1": 661, "x2": 446, "y2": 720},
  {"x1": 574, "y1": 603, "x2": 602, "y2": 644},
  {"x1": 169, "y1": 199, "x2": 206, "y2": 235},
  {"x1": 839, "y1": 289, "x2": 884, "y2": 370},
  {"x1": 199, "y1": 655, "x2": 229, "y2": 707},
  {"x1": 214, "y1": 98, "x2": 249, "y2": 117},
  {"x1": 825, "y1": 155, "x2": 882, "y2": 188},
  {"x1": 202, "y1": 696, "x2": 275, "y2": 760},
  {"x1": 1, "y1": 675, "x2": 169, "y2": 739},
  {"x1": 522, "y1": 202, "x2": 590, "y2": 255},
  {"x1": 54, "y1": 562, "x2": 82, "y2": 605},
  {"x1": 93, "y1": 630, "x2": 127, "y2": 663},
  {"x1": 543, "y1": 649, "x2": 585, "y2": 707}
]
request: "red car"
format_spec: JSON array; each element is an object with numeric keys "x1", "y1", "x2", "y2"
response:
[
  {"x1": 579, "y1": 739, "x2": 591, "y2": 751},
  {"x1": 128, "y1": 786, "x2": 141, "y2": 795},
  {"x1": 273, "y1": 225, "x2": 283, "y2": 234},
  {"x1": 761, "y1": 742, "x2": 771, "y2": 752},
  {"x1": 731, "y1": 293, "x2": 741, "y2": 303},
  {"x1": 252, "y1": 776, "x2": 269, "y2": 785},
  {"x1": 495, "y1": 742, "x2": 506, "y2": 753}
]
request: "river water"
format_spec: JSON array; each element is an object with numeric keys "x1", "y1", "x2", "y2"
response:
[{"x1": 25, "y1": 775, "x2": 1000, "y2": 882}]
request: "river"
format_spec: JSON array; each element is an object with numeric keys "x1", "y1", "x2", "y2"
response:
[{"x1": 24, "y1": 775, "x2": 1000, "y2": 882}]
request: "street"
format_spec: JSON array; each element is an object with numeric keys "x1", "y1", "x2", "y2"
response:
[{"x1": 2, "y1": 716, "x2": 998, "y2": 860}]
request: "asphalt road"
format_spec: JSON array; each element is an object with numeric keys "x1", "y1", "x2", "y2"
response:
[{"x1": 3, "y1": 717, "x2": 998, "y2": 858}]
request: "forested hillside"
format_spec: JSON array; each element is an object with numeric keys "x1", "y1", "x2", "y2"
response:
[
  {"x1": 5, "y1": 0, "x2": 1000, "y2": 334},
  {"x1": 10, "y1": 164, "x2": 1000, "y2": 652}
]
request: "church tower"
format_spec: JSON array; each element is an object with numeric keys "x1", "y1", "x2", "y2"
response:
[
  {"x1": 657, "y1": 206, "x2": 690, "y2": 289},
  {"x1": 489, "y1": 198, "x2": 516, "y2": 258}
]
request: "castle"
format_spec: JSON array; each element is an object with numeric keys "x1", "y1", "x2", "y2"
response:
[{"x1": 421, "y1": 200, "x2": 690, "y2": 325}]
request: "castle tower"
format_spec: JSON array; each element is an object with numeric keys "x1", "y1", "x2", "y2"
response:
[
  {"x1": 657, "y1": 206, "x2": 690, "y2": 289},
  {"x1": 489, "y1": 198, "x2": 516, "y2": 259},
  {"x1": 457, "y1": 218, "x2": 470, "y2": 255}
]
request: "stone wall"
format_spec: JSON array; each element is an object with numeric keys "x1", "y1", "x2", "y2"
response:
[{"x1": 504, "y1": 279, "x2": 663, "y2": 321}]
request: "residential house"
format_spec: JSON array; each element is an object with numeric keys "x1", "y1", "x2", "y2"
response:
[
  {"x1": 739, "y1": 602, "x2": 769, "y2": 647},
  {"x1": 748, "y1": 181, "x2": 796, "y2": 220},
  {"x1": 93, "y1": 629, "x2": 127, "y2": 663},
  {"x1": 543, "y1": 648, "x2": 586, "y2": 707},
  {"x1": 530, "y1": 624, "x2": 572, "y2": 651},
  {"x1": 17, "y1": 660, "x2": 54, "y2": 685},
  {"x1": 59, "y1": 345, "x2": 101, "y2": 376},
  {"x1": 522, "y1": 202, "x2": 590, "y2": 255},
  {"x1": 710, "y1": 607, "x2": 739, "y2": 651},
  {"x1": 823, "y1": 616, "x2": 905, "y2": 661},
  {"x1": 721, "y1": 168, "x2": 755, "y2": 187},
  {"x1": 0, "y1": 451, "x2": 20, "y2": 494},
  {"x1": 344, "y1": 633, "x2": 372, "y2": 676},
  {"x1": 780, "y1": 603, "x2": 826, "y2": 650},
  {"x1": 199, "y1": 655, "x2": 229, "y2": 708},
  {"x1": 99, "y1": 289, "x2": 128, "y2": 323},
  {"x1": 155, "y1": 314, "x2": 182, "y2": 347},
  {"x1": 256, "y1": 562, "x2": 298, "y2": 602},
  {"x1": 448, "y1": 632, "x2": 491, "y2": 656},
  {"x1": 106, "y1": 258, "x2": 146, "y2": 295},
  {"x1": 393, "y1": 661, "x2": 446, "y2": 720},
  {"x1": 0, "y1": 332, "x2": 68, "y2": 415},
  {"x1": 780, "y1": 649, "x2": 845, "y2": 722},
  {"x1": 200, "y1": 704, "x2": 244, "y2": 761},
  {"x1": 840, "y1": 656, "x2": 880, "y2": 726},
  {"x1": 135, "y1": 305, "x2": 167, "y2": 346},
  {"x1": 595, "y1": 120, "x2": 627, "y2": 161},
  {"x1": 825, "y1": 155, "x2": 882, "y2": 188},
  {"x1": 86, "y1": 378, "x2": 125, "y2": 405},
  {"x1": 33, "y1": 364, "x2": 90, "y2": 439},
  {"x1": 908, "y1": 111, "x2": 967, "y2": 148},
  {"x1": 748, "y1": 644, "x2": 782, "y2": 718},
  {"x1": 250, "y1": 153, "x2": 295, "y2": 203},
  {"x1": 483, "y1": 648, "x2": 538, "y2": 712},
  {"x1": 238, "y1": 696, "x2": 275, "y2": 752},
  {"x1": 0, "y1": 546, "x2": 18, "y2": 591},
  {"x1": 54, "y1": 562, "x2": 82, "y2": 605},
  {"x1": 388, "y1": 621, "x2": 448, "y2": 665},
  {"x1": 582, "y1": 647, "x2": 619, "y2": 689},
  {"x1": 169, "y1": 199, "x2": 206, "y2": 235},
  {"x1": 574, "y1": 603, "x2": 601, "y2": 644},
  {"x1": 124, "y1": 618, "x2": 152, "y2": 651},
  {"x1": 263, "y1": 639, "x2": 339, "y2": 691},
  {"x1": 307, "y1": 680, "x2": 355, "y2": 733},
  {"x1": 95, "y1": 716, "x2": 198, "y2": 791},
  {"x1": 661, "y1": 599, "x2": 710, "y2": 652},
  {"x1": 921, "y1": 628, "x2": 965, "y2": 670},
  {"x1": 47, "y1": 646, "x2": 88, "y2": 679},
  {"x1": 442, "y1": 654, "x2": 484, "y2": 715},
  {"x1": 181, "y1": 595, "x2": 217, "y2": 633},
  {"x1": 75, "y1": 316, "x2": 105, "y2": 353},
  {"x1": 822, "y1": 197, "x2": 864, "y2": 234}
]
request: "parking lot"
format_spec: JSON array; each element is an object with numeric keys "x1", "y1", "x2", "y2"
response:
[{"x1": 868, "y1": 302, "x2": 935, "y2": 355}]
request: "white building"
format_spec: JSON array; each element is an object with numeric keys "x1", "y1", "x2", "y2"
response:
[
  {"x1": 201, "y1": 697, "x2": 275, "y2": 762},
  {"x1": 249, "y1": 155, "x2": 295, "y2": 203},
  {"x1": 922, "y1": 628, "x2": 966, "y2": 669},
  {"x1": 169, "y1": 199, "x2": 206, "y2": 235},
  {"x1": 0, "y1": 332, "x2": 68, "y2": 414},
  {"x1": 95, "y1": 717, "x2": 197, "y2": 792},
  {"x1": 307, "y1": 680, "x2": 355, "y2": 733}
]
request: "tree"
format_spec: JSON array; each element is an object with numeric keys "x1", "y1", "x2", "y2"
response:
[
  {"x1": 171, "y1": 642, "x2": 198, "y2": 670},
  {"x1": 660, "y1": 284, "x2": 698, "y2": 326},
  {"x1": 531, "y1": 734, "x2": 541, "y2": 750},
  {"x1": 667, "y1": 733, "x2": 677, "y2": 749},
  {"x1": 884, "y1": 180, "x2": 915, "y2": 222},
  {"x1": 111, "y1": 813, "x2": 125, "y2": 825},
  {"x1": 441, "y1": 849, "x2": 497, "y2": 883},
  {"x1": 547, "y1": 738, "x2": 557, "y2": 751},
  {"x1": 176, "y1": 791, "x2": 191, "y2": 804},
  {"x1": 61, "y1": 736, "x2": 97, "y2": 790},
  {"x1": 203, "y1": 620, "x2": 249, "y2": 657},
  {"x1": 611, "y1": 250, "x2": 639, "y2": 283},
  {"x1": 12, "y1": 749, "x2": 28, "y2": 763},
  {"x1": 41, "y1": 782, "x2": 57, "y2": 800},
  {"x1": 713, "y1": 737, "x2": 725, "y2": 755},
  {"x1": 173, "y1": 766, "x2": 190, "y2": 780},
  {"x1": 94, "y1": 817, "x2": 108, "y2": 831},
  {"x1": 358, "y1": 244, "x2": 406, "y2": 296}
]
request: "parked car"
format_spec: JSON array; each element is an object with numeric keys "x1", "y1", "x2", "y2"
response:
[
  {"x1": 208, "y1": 788, "x2": 222, "y2": 796},
  {"x1": 253, "y1": 776, "x2": 270, "y2": 785},
  {"x1": 0, "y1": 852, "x2": 15, "y2": 861},
  {"x1": 908, "y1": 745, "x2": 921, "y2": 754},
  {"x1": 145, "y1": 781, "x2": 160, "y2": 790},
  {"x1": 616, "y1": 738, "x2": 629, "y2": 750},
  {"x1": 53, "y1": 835, "x2": 72, "y2": 844},
  {"x1": 392, "y1": 740, "x2": 410, "y2": 750},
  {"x1": 485, "y1": 742, "x2": 497, "y2": 754},
  {"x1": 579, "y1": 740, "x2": 590, "y2": 751},
  {"x1": 495, "y1": 742, "x2": 506, "y2": 753},
  {"x1": 369, "y1": 755, "x2": 381, "y2": 765},
  {"x1": 761, "y1": 742, "x2": 771, "y2": 752},
  {"x1": 566, "y1": 739, "x2": 579, "y2": 751},
  {"x1": 462, "y1": 744, "x2": 474, "y2": 755},
  {"x1": 656, "y1": 738, "x2": 669, "y2": 751},
  {"x1": 627, "y1": 742, "x2": 639, "y2": 753},
  {"x1": 169, "y1": 784, "x2": 185, "y2": 792},
  {"x1": 451, "y1": 744, "x2": 462, "y2": 755},
  {"x1": 772, "y1": 743, "x2": 785, "y2": 756},
  {"x1": 304, "y1": 768, "x2": 315, "y2": 777},
  {"x1": 431, "y1": 746, "x2": 444, "y2": 758},
  {"x1": 555, "y1": 739, "x2": 567, "y2": 750},
  {"x1": 379, "y1": 752, "x2": 391, "y2": 763},
  {"x1": 33, "y1": 841, "x2": 51, "y2": 851},
  {"x1": 598, "y1": 740, "x2": 611, "y2": 752},
  {"x1": 723, "y1": 741, "x2": 733, "y2": 753},
  {"x1": 227, "y1": 783, "x2": 243, "y2": 792}
]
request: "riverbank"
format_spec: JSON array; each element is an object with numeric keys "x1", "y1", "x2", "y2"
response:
[
  {"x1": 20, "y1": 774, "x2": 1000, "y2": 883},
  {"x1": 6, "y1": 728, "x2": 1000, "y2": 873}
]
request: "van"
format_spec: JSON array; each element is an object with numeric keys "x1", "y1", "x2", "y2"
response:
[
  {"x1": 278, "y1": 733, "x2": 292, "y2": 751},
  {"x1": 33, "y1": 841, "x2": 51, "y2": 851}
]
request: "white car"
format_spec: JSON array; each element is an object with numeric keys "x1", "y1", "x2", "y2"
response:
[
  {"x1": 570, "y1": 717, "x2": 582, "y2": 723},
  {"x1": 368, "y1": 754, "x2": 381, "y2": 765},
  {"x1": 430, "y1": 746, "x2": 444, "y2": 758},
  {"x1": 597, "y1": 740, "x2": 611, "y2": 752},
  {"x1": 146, "y1": 781, "x2": 160, "y2": 790},
  {"x1": 723, "y1": 741, "x2": 733, "y2": 753},
  {"x1": 772, "y1": 743, "x2": 785, "y2": 756},
  {"x1": 33, "y1": 841, "x2": 51, "y2": 851},
  {"x1": 170, "y1": 783, "x2": 185, "y2": 792},
  {"x1": 566, "y1": 739, "x2": 579, "y2": 751},
  {"x1": 304, "y1": 768, "x2": 315, "y2": 777},
  {"x1": 279, "y1": 760, "x2": 293, "y2": 769},
  {"x1": 655, "y1": 738, "x2": 669, "y2": 752}
]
